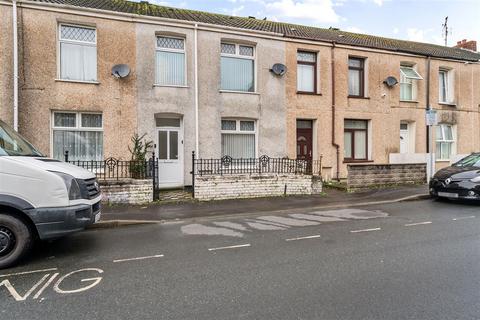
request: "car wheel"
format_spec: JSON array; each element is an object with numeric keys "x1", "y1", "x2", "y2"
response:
[{"x1": 0, "y1": 213, "x2": 33, "y2": 269}]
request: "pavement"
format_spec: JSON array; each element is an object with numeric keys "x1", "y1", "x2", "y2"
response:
[
  {"x1": 100, "y1": 184, "x2": 429, "y2": 223},
  {"x1": 2, "y1": 198, "x2": 480, "y2": 319}
]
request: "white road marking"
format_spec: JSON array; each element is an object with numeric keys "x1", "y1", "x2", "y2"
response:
[
  {"x1": 213, "y1": 221, "x2": 248, "y2": 231},
  {"x1": 0, "y1": 268, "x2": 58, "y2": 278},
  {"x1": 113, "y1": 254, "x2": 164, "y2": 263},
  {"x1": 181, "y1": 224, "x2": 244, "y2": 237},
  {"x1": 453, "y1": 216, "x2": 475, "y2": 221},
  {"x1": 246, "y1": 222, "x2": 286, "y2": 230},
  {"x1": 33, "y1": 273, "x2": 59, "y2": 299},
  {"x1": 257, "y1": 216, "x2": 319, "y2": 226},
  {"x1": 285, "y1": 235, "x2": 321, "y2": 241},
  {"x1": 350, "y1": 227, "x2": 381, "y2": 233},
  {"x1": 405, "y1": 221, "x2": 432, "y2": 227},
  {"x1": 208, "y1": 244, "x2": 251, "y2": 251}
]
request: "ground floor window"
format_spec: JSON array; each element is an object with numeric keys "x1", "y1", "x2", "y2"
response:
[
  {"x1": 436, "y1": 124, "x2": 455, "y2": 160},
  {"x1": 52, "y1": 111, "x2": 103, "y2": 161},
  {"x1": 221, "y1": 119, "x2": 256, "y2": 158},
  {"x1": 344, "y1": 119, "x2": 368, "y2": 161}
]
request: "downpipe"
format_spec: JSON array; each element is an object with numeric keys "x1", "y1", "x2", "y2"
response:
[{"x1": 331, "y1": 41, "x2": 340, "y2": 181}]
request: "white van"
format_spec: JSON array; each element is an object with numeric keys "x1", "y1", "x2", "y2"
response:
[{"x1": 0, "y1": 119, "x2": 101, "y2": 269}]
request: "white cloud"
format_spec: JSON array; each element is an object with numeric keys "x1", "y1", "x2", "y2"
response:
[
  {"x1": 265, "y1": 0, "x2": 340, "y2": 24},
  {"x1": 345, "y1": 26, "x2": 365, "y2": 33},
  {"x1": 228, "y1": 5, "x2": 245, "y2": 16},
  {"x1": 372, "y1": 0, "x2": 383, "y2": 6},
  {"x1": 393, "y1": 27, "x2": 399, "y2": 34},
  {"x1": 406, "y1": 27, "x2": 444, "y2": 45},
  {"x1": 407, "y1": 28, "x2": 426, "y2": 42}
]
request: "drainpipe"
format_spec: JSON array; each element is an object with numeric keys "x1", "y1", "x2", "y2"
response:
[
  {"x1": 194, "y1": 23, "x2": 199, "y2": 157},
  {"x1": 426, "y1": 56, "x2": 431, "y2": 153},
  {"x1": 12, "y1": 0, "x2": 19, "y2": 131},
  {"x1": 426, "y1": 56, "x2": 433, "y2": 181},
  {"x1": 331, "y1": 41, "x2": 340, "y2": 180}
]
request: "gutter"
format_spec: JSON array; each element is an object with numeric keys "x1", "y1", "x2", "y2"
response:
[
  {"x1": 12, "y1": 0, "x2": 19, "y2": 131},
  {"x1": 331, "y1": 41, "x2": 340, "y2": 181}
]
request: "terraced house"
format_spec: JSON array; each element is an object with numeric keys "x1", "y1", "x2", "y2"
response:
[{"x1": 1, "y1": 0, "x2": 479, "y2": 188}]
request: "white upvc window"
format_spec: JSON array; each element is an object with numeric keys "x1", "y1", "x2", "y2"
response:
[
  {"x1": 155, "y1": 36, "x2": 186, "y2": 86},
  {"x1": 297, "y1": 51, "x2": 317, "y2": 93},
  {"x1": 59, "y1": 24, "x2": 97, "y2": 82},
  {"x1": 220, "y1": 43, "x2": 255, "y2": 92},
  {"x1": 436, "y1": 124, "x2": 455, "y2": 161},
  {"x1": 439, "y1": 68, "x2": 454, "y2": 104},
  {"x1": 400, "y1": 65, "x2": 422, "y2": 101},
  {"x1": 52, "y1": 112, "x2": 103, "y2": 161},
  {"x1": 221, "y1": 119, "x2": 256, "y2": 158}
]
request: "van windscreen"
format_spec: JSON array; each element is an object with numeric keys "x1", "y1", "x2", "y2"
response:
[{"x1": 0, "y1": 120, "x2": 43, "y2": 157}]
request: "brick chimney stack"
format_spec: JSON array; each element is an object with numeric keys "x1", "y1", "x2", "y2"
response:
[{"x1": 454, "y1": 39, "x2": 477, "y2": 52}]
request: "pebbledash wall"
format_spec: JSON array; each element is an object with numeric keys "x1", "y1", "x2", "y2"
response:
[
  {"x1": 100, "y1": 179, "x2": 153, "y2": 204},
  {"x1": 194, "y1": 174, "x2": 323, "y2": 201},
  {"x1": 347, "y1": 163, "x2": 427, "y2": 192}
]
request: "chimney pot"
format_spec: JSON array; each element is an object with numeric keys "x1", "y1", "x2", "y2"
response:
[{"x1": 454, "y1": 39, "x2": 477, "y2": 52}]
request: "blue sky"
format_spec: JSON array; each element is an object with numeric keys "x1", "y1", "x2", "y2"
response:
[{"x1": 149, "y1": 0, "x2": 480, "y2": 46}]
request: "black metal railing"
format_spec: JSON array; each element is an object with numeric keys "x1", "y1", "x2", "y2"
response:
[
  {"x1": 192, "y1": 153, "x2": 322, "y2": 176},
  {"x1": 64, "y1": 151, "x2": 159, "y2": 201}
]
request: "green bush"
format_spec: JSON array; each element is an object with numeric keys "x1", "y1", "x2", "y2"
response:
[{"x1": 129, "y1": 133, "x2": 153, "y2": 179}]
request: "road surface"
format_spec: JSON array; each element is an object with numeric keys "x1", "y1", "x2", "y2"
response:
[{"x1": 1, "y1": 199, "x2": 480, "y2": 320}]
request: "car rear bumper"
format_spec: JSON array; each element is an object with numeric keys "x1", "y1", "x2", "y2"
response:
[
  {"x1": 429, "y1": 179, "x2": 480, "y2": 200},
  {"x1": 26, "y1": 198, "x2": 101, "y2": 240}
]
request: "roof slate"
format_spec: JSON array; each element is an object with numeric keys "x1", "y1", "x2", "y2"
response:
[{"x1": 29, "y1": 0, "x2": 480, "y2": 62}]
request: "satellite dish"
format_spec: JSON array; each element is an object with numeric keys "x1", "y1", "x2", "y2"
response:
[
  {"x1": 111, "y1": 64, "x2": 130, "y2": 79},
  {"x1": 384, "y1": 76, "x2": 398, "y2": 87},
  {"x1": 271, "y1": 63, "x2": 287, "y2": 76}
]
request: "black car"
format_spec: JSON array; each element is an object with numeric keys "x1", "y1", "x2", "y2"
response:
[{"x1": 430, "y1": 153, "x2": 480, "y2": 200}]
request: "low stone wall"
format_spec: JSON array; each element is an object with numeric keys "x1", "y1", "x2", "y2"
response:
[
  {"x1": 194, "y1": 173, "x2": 323, "y2": 201},
  {"x1": 347, "y1": 163, "x2": 426, "y2": 192},
  {"x1": 100, "y1": 179, "x2": 153, "y2": 204}
]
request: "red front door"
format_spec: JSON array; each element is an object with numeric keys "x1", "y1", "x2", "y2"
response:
[{"x1": 296, "y1": 120, "x2": 313, "y2": 161}]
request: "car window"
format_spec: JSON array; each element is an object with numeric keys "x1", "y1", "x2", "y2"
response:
[{"x1": 454, "y1": 154, "x2": 480, "y2": 167}]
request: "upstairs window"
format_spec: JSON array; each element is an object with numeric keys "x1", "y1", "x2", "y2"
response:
[
  {"x1": 52, "y1": 112, "x2": 103, "y2": 161},
  {"x1": 439, "y1": 68, "x2": 454, "y2": 104},
  {"x1": 221, "y1": 119, "x2": 256, "y2": 158},
  {"x1": 221, "y1": 43, "x2": 255, "y2": 92},
  {"x1": 59, "y1": 24, "x2": 97, "y2": 82},
  {"x1": 297, "y1": 51, "x2": 317, "y2": 93},
  {"x1": 156, "y1": 36, "x2": 186, "y2": 86},
  {"x1": 436, "y1": 124, "x2": 455, "y2": 160},
  {"x1": 348, "y1": 57, "x2": 365, "y2": 97},
  {"x1": 400, "y1": 65, "x2": 422, "y2": 101}
]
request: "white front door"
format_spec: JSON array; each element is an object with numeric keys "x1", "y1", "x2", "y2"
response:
[
  {"x1": 400, "y1": 123, "x2": 409, "y2": 154},
  {"x1": 157, "y1": 119, "x2": 183, "y2": 188}
]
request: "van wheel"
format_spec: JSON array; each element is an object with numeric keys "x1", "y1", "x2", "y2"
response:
[{"x1": 0, "y1": 214, "x2": 33, "y2": 269}]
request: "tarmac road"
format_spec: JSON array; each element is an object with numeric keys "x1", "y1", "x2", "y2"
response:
[{"x1": 2, "y1": 199, "x2": 480, "y2": 320}]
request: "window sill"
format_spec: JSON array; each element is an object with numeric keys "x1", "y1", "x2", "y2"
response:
[
  {"x1": 153, "y1": 84, "x2": 189, "y2": 88},
  {"x1": 297, "y1": 91, "x2": 322, "y2": 96},
  {"x1": 55, "y1": 79, "x2": 100, "y2": 85},
  {"x1": 436, "y1": 159, "x2": 451, "y2": 162},
  {"x1": 219, "y1": 90, "x2": 260, "y2": 95},
  {"x1": 348, "y1": 96, "x2": 370, "y2": 99},
  {"x1": 343, "y1": 160, "x2": 374, "y2": 164},
  {"x1": 400, "y1": 100, "x2": 418, "y2": 103},
  {"x1": 438, "y1": 102, "x2": 457, "y2": 107}
]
